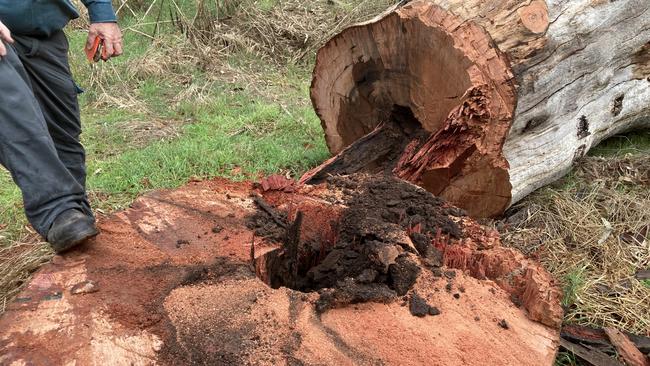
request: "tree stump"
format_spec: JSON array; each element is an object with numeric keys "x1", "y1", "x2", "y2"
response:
[
  {"x1": 0, "y1": 177, "x2": 562, "y2": 365},
  {"x1": 304, "y1": 0, "x2": 650, "y2": 217}
]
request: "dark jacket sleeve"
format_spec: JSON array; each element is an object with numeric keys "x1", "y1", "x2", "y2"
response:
[{"x1": 81, "y1": 0, "x2": 117, "y2": 23}]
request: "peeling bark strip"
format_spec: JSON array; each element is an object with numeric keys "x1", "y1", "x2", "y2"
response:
[
  {"x1": 306, "y1": 0, "x2": 650, "y2": 216},
  {"x1": 559, "y1": 339, "x2": 624, "y2": 366},
  {"x1": 561, "y1": 324, "x2": 650, "y2": 355},
  {"x1": 604, "y1": 328, "x2": 650, "y2": 366}
]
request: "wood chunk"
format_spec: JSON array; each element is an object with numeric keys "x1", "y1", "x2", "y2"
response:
[
  {"x1": 285, "y1": 211, "x2": 304, "y2": 287},
  {"x1": 559, "y1": 338, "x2": 624, "y2": 366},
  {"x1": 604, "y1": 328, "x2": 650, "y2": 366},
  {"x1": 561, "y1": 325, "x2": 616, "y2": 354},
  {"x1": 300, "y1": 120, "x2": 423, "y2": 185},
  {"x1": 70, "y1": 280, "x2": 99, "y2": 295},
  {"x1": 260, "y1": 175, "x2": 297, "y2": 193},
  {"x1": 250, "y1": 235, "x2": 256, "y2": 271},
  {"x1": 629, "y1": 334, "x2": 650, "y2": 356},
  {"x1": 562, "y1": 325, "x2": 650, "y2": 355},
  {"x1": 635, "y1": 270, "x2": 650, "y2": 281}
]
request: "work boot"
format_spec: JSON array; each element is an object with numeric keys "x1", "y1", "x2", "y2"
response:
[{"x1": 46, "y1": 209, "x2": 99, "y2": 253}]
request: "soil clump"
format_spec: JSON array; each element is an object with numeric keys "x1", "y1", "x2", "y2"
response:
[
  {"x1": 409, "y1": 292, "x2": 441, "y2": 317},
  {"x1": 251, "y1": 174, "x2": 464, "y2": 311}
]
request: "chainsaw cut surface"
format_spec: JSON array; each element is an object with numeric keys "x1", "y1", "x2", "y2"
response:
[{"x1": 0, "y1": 179, "x2": 560, "y2": 365}]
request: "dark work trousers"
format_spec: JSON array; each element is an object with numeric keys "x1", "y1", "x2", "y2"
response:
[{"x1": 0, "y1": 30, "x2": 92, "y2": 237}]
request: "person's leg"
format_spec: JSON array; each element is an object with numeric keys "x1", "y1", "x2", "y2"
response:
[
  {"x1": 12, "y1": 31, "x2": 92, "y2": 217},
  {"x1": 0, "y1": 43, "x2": 87, "y2": 237}
]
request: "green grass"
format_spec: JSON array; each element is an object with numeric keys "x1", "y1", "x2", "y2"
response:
[
  {"x1": 554, "y1": 351, "x2": 581, "y2": 366},
  {"x1": 589, "y1": 130, "x2": 650, "y2": 157},
  {"x1": 88, "y1": 93, "x2": 327, "y2": 198},
  {"x1": 562, "y1": 266, "x2": 586, "y2": 308},
  {"x1": 0, "y1": 171, "x2": 25, "y2": 242}
]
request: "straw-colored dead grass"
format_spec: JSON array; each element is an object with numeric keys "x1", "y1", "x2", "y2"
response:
[
  {"x1": 119, "y1": 0, "x2": 396, "y2": 99},
  {"x1": 74, "y1": 0, "x2": 398, "y2": 110},
  {"x1": 171, "y1": 0, "x2": 397, "y2": 65},
  {"x1": 500, "y1": 155, "x2": 650, "y2": 335},
  {"x1": 0, "y1": 238, "x2": 52, "y2": 314}
]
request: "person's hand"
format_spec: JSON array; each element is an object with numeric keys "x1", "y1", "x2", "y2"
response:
[
  {"x1": 86, "y1": 22, "x2": 123, "y2": 61},
  {"x1": 0, "y1": 20, "x2": 14, "y2": 58}
]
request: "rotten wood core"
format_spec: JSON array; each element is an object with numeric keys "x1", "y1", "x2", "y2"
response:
[{"x1": 305, "y1": 0, "x2": 650, "y2": 217}]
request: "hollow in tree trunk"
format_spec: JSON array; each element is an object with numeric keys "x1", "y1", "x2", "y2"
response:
[{"x1": 303, "y1": 0, "x2": 650, "y2": 217}]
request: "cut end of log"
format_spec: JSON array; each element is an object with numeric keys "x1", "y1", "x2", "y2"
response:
[
  {"x1": 517, "y1": 0, "x2": 549, "y2": 34},
  {"x1": 307, "y1": 1, "x2": 517, "y2": 217}
]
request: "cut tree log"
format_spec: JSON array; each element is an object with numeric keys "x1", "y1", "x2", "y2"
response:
[{"x1": 305, "y1": 0, "x2": 650, "y2": 217}]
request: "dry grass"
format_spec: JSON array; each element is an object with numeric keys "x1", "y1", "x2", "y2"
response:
[
  {"x1": 165, "y1": 0, "x2": 396, "y2": 65},
  {"x1": 72, "y1": 0, "x2": 397, "y2": 111},
  {"x1": 500, "y1": 155, "x2": 650, "y2": 335},
  {"x1": 121, "y1": 117, "x2": 186, "y2": 147},
  {"x1": 0, "y1": 238, "x2": 52, "y2": 314},
  {"x1": 114, "y1": 0, "x2": 396, "y2": 101}
]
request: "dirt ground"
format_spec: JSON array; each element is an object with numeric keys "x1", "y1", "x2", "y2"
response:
[{"x1": 0, "y1": 177, "x2": 562, "y2": 365}]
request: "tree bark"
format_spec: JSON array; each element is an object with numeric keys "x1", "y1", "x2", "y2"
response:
[{"x1": 304, "y1": 0, "x2": 650, "y2": 217}]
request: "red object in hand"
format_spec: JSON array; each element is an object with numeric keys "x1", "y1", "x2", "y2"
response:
[{"x1": 85, "y1": 37, "x2": 105, "y2": 63}]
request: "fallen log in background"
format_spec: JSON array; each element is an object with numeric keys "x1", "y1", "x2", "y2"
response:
[{"x1": 306, "y1": 0, "x2": 650, "y2": 217}]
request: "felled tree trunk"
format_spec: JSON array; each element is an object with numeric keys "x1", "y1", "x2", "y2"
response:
[{"x1": 303, "y1": 0, "x2": 650, "y2": 217}]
